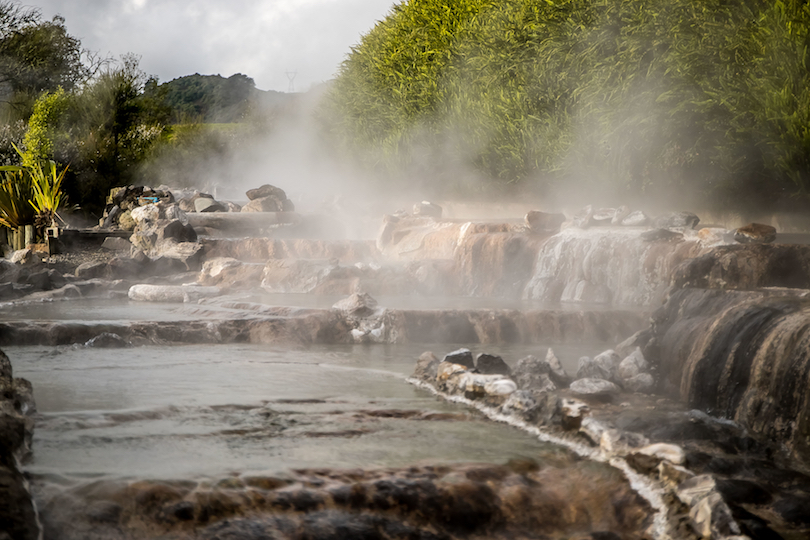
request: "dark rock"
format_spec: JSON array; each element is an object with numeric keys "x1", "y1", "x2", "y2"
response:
[
  {"x1": 734, "y1": 222, "x2": 777, "y2": 244},
  {"x1": 442, "y1": 348, "x2": 474, "y2": 369},
  {"x1": 772, "y1": 493, "x2": 810, "y2": 525},
  {"x1": 86, "y1": 501, "x2": 123, "y2": 524},
  {"x1": 475, "y1": 353, "x2": 510, "y2": 375},
  {"x1": 75, "y1": 261, "x2": 107, "y2": 279},
  {"x1": 413, "y1": 352, "x2": 440, "y2": 382},
  {"x1": 194, "y1": 197, "x2": 226, "y2": 213},
  {"x1": 525, "y1": 210, "x2": 565, "y2": 233},
  {"x1": 24, "y1": 269, "x2": 51, "y2": 290},
  {"x1": 160, "y1": 219, "x2": 197, "y2": 243},
  {"x1": 512, "y1": 351, "x2": 569, "y2": 390}
]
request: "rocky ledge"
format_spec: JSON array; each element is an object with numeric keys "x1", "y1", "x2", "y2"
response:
[
  {"x1": 39, "y1": 460, "x2": 651, "y2": 540},
  {"x1": 0, "y1": 349, "x2": 38, "y2": 540},
  {"x1": 410, "y1": 345, "x2": 810, "y2": 540}
]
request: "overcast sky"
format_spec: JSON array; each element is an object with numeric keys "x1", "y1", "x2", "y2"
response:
[{"x1": 31, "y1": 0, "x2": 396, "y2": 92}]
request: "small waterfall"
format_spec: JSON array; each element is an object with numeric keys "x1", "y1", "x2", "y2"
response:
[{"x1": 523, "y1": 228, "x2": 704, "y2": 307}]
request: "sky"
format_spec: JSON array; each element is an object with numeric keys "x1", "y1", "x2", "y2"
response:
[{"x1": 31, "y1": 0, "x2": 396, "y2": 92}]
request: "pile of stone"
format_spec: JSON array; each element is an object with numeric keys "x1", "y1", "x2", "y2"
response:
[
  {"x1": 411, "y1": 346, "x2": 772, "y2": 539},
  {"x1": 100, "y1": 185, "x2": 175, "y2": 230}
]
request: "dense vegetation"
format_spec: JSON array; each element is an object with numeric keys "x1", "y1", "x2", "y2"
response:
[
  {"x1": 159, "y1": 73, "x2": 289, "y2": 123},
  {"x1": 327, "y1": 0, "x2": 810, "y2": 210},
  {"x1": 0, "y1": 2, "x2": 293, "y2": 225}
]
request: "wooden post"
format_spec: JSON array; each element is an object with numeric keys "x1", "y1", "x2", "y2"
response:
[{"x1": 23, "y1": 225, "x2": 34, "y2": 247}]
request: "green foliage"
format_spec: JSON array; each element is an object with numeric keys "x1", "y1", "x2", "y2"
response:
[
  {"x1": 0, "y1": 167, "x2": 33, "y2": 228},
  {"x1": 157, "y1": 73, "x2": 289, "y2": 124},
  {"x1": 328, "y1": 0, "x2": 810, "y2": 209},
  {"x1": 27, "y1": 158, "x2": 67, "y2": 226},
  {"x1": 0, "y1": 3, "x2": 87, "y2": 121},
  {"x1": 20, "y1": 86, "x2": 67, "y2": 167}
]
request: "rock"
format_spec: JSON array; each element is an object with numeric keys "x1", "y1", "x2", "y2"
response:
[
  {"x1": 591, "y1": 207, "x2": 616, "y2": 224},
  {"x1": 570, "y1": 378, "x2": 621, "y2": 396},
  {"x1": 733, "y1": 222, "x2": 777, "y2": 244},
  {"x1": 412, "y1": 201, "x2": 442, "y2": 218},
  {"x1": 654, "y1": 211, "x2": 700, "y2": 229},
  {"x1": 475, "y1": 353, "x2": 510, "y2": 375},
  {"x1": 611, "y1": 206, "x2": 630, "y2": 225},
  {"x1": 576, "y1": 350, "x2": 621, "y2": 383},
  {"x1": 413, "y1": 352, "x2": 440, "y2": 382},
  {"x1": 697, "y1": 227, "x2": 732, "y2": 247},
  {"x1": 524, "y1": 210, "x2": 565, "y2": 233},
  {"x1": 75, "y1": 261, "x2": 108, "y2": 279},
  {"x1": 10, "y1": 249, "x2": 40, "y2": 265},
  {"x1": 579, "y1": 417, "x2": 611, "y2": 446},
  {"x1": 620, "y1": 210, "x2": 649, "y2": 226},
  {"x1": 512, "y1": 351, "x2": 569, "y2": 391},
  {"x1": 332, "y1": 292, "x2": 378, "y2": 318},
  {"x1": 246, "y1": 184, "x2": 287, "y2": 201},
  {"x1": 128, "y1": 284, "x2": 221, "y2": 303},
  {"x1": 571, "y1": 205, "x2": 594, "y2": 229},
  {"x1": 118, "y1": 210, "x2": 136, "y2": 230},
  {"x1": 435, "y1": 361, "x2": 469, "y2": 393},
  {"x1": 442, "y1": 348, "x2": 474, "y2": 369},
  {"x1": 199, "y1": 258, "x2": 264, "y2": 289},
  {"x1": 623, "y1": 373, "x2": 654, "y2": 393},
  {"x1": 690, "y1": 492, "x2": 742, "y2": 538},
  {"x1": 637, "y1": 442, "x2": 686, "y2": 465},
  {"x1": 677, "y1": 475, "x2": 718, "y2": 506},
  {"x1": 160, "y1": 219, "x2": 197, "y2": 243},
  {"x1": 101, "y1": 237, "x2": 132, "y2": 252},
  {"x1": 614, "y1": 330, "x2": 651, "y2": 359},
  {"x1": 85, "y1": 333, "x2": 129, "y2": 348},
  {"x1": 482, "y1": 377, "x2": 517, "y2": 398},
  {"x1": 500, "y1": 390, "x2": 540, "y2": 420},
  {"x1": 153, "y1": 241, "x2": 203, "y2": 271},
  {"x1": 131, "y1": 204, "x2": 160, "y2": 224},
  {"x1": 24, "y1": 269, "x2": 52, "y2": 291},
  {"x1": 102, "y1": 205, "x2": 121, "y2": 228},
  {"x1": 600, "y1": 429, "x2": 650, "y2": 455},
  {"x1": 641, "y1": 228, "x2": 683, "y2": 242},
  {"x1": 559, "y1": 398, "x2": 589, "y2": 430},
  {"x1": 164, "y1": 204, "x2": 188, "y2": 224},
  {"x1": 241, "y1": 195, "x2": 288, "y2": 213},
  {"x1": 657, "y1": 461, "x2": 695, "y2": 487},
  {"x1": 224, "y1": 201, "x2": 242, "y2": 212},
  {"x1": 194, "y1": 197, "x2": 225, "y2": 213},
  {"x1": 618, "y1": 348, "x2": 648, "y2": 380}
]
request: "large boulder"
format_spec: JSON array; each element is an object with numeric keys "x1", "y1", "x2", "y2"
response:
[{"x1": 733, "y1": 222, "x2": 777, "y2": 244}]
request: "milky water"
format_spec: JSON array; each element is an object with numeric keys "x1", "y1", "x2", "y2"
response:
[{"x1": 10, "y1": 341, "x2": 605, "y2": 487}]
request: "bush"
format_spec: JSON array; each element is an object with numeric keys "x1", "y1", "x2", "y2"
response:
[{"x1": 327, "y1": 0, "x2": 810, "y2": 210}]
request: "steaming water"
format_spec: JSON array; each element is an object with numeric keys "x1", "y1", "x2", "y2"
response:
[
  {"x1": 0, "y1": 294, "x2": 635, "y2": 323},
  {"x1": 11, "y1": 341, "x2": 604, "y2": 486}
]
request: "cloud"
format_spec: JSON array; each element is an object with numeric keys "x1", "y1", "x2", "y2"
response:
[{"x1": 32, "y1": 0, "x2": 394, "y2": 91}]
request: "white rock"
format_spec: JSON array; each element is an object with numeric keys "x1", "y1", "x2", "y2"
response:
[
  {"x1": 570, "y1": 377, "x2": 621, "y2": 395},
  {"x1": 483, "y1": 378, "x2": 517, "y2": 396},
  {"x1": 131, "y1": 204, "x2": 159, "y2": 224},
  {"x1": 676, "y1": 475, "x2": 718, "y2": 506},
  {"x1": 579, "y1": 416, "x2": 610, "y2": 446},
  {"x1": 600, "y1": 429, "x2": 650, "y2": 456},
  {"x1": 618, "y1": 348, "x2": 649, "y2": 380},
  {"x1": 128, "y1": 283, "x2": 220, "y2": 303},
  {"x1": 638, "y1": 442, "x2": 686, "y2": 465},
  {"x1": 624, "y1": 373, "x2": 655, "y2": 393}
]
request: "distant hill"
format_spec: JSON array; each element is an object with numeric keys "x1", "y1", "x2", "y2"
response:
[{"x1": 158, "y1": 73, "x2": 292, "y2": 123}]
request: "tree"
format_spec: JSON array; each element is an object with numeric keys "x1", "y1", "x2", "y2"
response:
[{"x1": 0, "y1": 2, "x2": 87, "y2": 120}]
